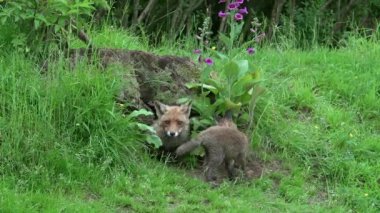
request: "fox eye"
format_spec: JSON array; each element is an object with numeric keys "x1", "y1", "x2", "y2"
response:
[
  {"x1": 177, "y1": 120, "x2": 183, "y2": 125},
  {"x1": 163, "y1": 120, "x2": 170, "y2": 125}
]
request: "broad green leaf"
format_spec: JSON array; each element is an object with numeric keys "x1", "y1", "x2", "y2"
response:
[
  {"x1": 236, "y1": 92, "x2": 252, "y2": 104},
  {"x1": 137, "y1": 123, "x2": 156, "y2": 133},
  {"x1": 186, "y1": 83, "x2": 219, "y2": 95},
  {"x1": 213, "y1": 98, "x2": 240, "y2": 114},
  {"x1": 225, "y1": 98, "x2": 242, "y2": 110},
  {"x1": 192, "y1": 97, "x2": 215, "y2": 118},
  {"x1": 127, "y1": 109, "x2": 153, "y2": 119},
  {"x1": 204, "y1": 78, "x2": 222, "y2": 91},
  {"x1": 193, "y1": 95, "x2": 212, "y2": 106},
  {"x1": 235, "y1": 59, "x2": 249, "y2": 77},
  {"x1": 251, "y1": 69, "x2": 261, "y2": 80},
  {"x1": 191, "y1": 117, "x2": 214, "y2": 132},
  {"x1": 231, "y1": 74, "x2": 254, "y2": 97},
  {"x1": 199, "y1": 91, "x2": 211, "y2": 97},
  {"x1": 146, "y1": 135, "x2": 162, "y2": 148},
  {"x1": 213, "y1": 98, "x2": 225, "y2": 108},
  {"x1": 177, "y1": 97, "x2": 191, "y2": 104},
  {"x1": 235, "y1": 22, "x2": 244, "y2": 37},
  {"x1": 223, "y1": 60, "x2": 240, "y2": 82},
  {"x1": 247, "y1": 62, "x2": 261, "y2": 78},
  {"x1": 186, "y1": 82, "x2": 204, "y2": 89},
  {"x1": 234, "y1": 74, "x2": 262, "y2": 92},
  {"x1": 219, "y1": 33, "x2": 232, "y2": 49},
  {"x1": 229, "y1": 21, "x2": 244, "y2": 43}
]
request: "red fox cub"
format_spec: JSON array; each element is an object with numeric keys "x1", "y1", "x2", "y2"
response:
[
  {"x1": 153, "y1": 101, "x2": 192, "y2": 152},
  {"x1": 176, "y1": 116, "x2": 248, "y2": 182}
]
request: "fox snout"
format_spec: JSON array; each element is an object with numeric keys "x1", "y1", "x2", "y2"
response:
[
  {"x1": 166, "y1": 130, "x2": 180, "y2": 137},
  {"x1": 154, "y1": 101, "x2": 191, "y2": 140},
  {"x1": 163, "y1": 122, "x2": 184, "y2": 138}
]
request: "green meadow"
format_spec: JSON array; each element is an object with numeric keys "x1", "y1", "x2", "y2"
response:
[{"x1": 0, "y1": 27, "x2": 379, "y2": 212}]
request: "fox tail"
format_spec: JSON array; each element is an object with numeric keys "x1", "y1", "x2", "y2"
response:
[{"x1": 175, "y1": 140, "x2": 202, "y2": 157}]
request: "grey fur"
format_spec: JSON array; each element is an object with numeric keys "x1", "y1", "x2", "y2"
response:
[{"x1": 176, "y1": 125, "x2": 248, "y2": 182}]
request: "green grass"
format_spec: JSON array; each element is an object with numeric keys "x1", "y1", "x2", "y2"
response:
[{"x1": 0, "y1": 26, "x2": 379, "y2": 212}]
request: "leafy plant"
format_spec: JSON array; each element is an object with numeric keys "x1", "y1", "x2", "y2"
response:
[
  {"x1": 188, "y1": 0, "x2": 264, "y2": 128},
  {"x1": 123, "y1": 108, "x2": 162, "y2": 149},
  {"x1": 0, "y1": 0, "x2": 109, "y2": 52}
]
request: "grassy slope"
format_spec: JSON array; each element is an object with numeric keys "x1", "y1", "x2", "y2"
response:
[{"x1": 0, "y1": 28, "x2": 379, "y2": 212}]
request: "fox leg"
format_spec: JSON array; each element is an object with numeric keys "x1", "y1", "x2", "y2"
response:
[
  {"x1": 226, "y1": 159, "x2": 236, "y2": 180},
  {"x1": 205, "y1": 148, "x2": 224, "y2": 182},
  {"x1": 236, "y1": 152, "x2": 246, "y2": 171},
  {"x1": 234, "y1": 152, "x2": 247, "y2": 177}
]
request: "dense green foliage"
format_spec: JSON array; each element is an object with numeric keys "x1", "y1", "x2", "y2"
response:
[
  {"x1": 0, "y1": 0, "x2": 104, "y2": 52},
  {"x1": 1, "y1": 24, "x2": 379, "y2": 211},
  {"x1": 0, "y1": 1, "x2": 379, "y2": 212},
  {"x1": 186, "y1": 4, "x2": 263, "y2": 129},
  {"x1": 107, "y1": 0, "x2": 380, "y2": 45},
  {"x1": 1, "y1": 0, "x2": 379, "y2": 50},
  {"x1": 0, "y1": 52, "x2": 145, "y2": 182}
]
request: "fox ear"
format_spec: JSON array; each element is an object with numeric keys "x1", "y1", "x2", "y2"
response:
[
  {"x1": 180, "y1": 102, "x2": 192, "y2": 117},
  {"x1": 154, "y1": 101, "x2": 168, "y2": 117}
]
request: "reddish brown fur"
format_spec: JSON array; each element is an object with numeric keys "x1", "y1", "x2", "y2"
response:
[{"x1": 153, "y1": 101, "x2": 191, "y2": 152}]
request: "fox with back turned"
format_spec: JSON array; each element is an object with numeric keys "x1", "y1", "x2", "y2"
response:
[{"x1": 175, "y1": 115, "x2": 248, "y2": 182}]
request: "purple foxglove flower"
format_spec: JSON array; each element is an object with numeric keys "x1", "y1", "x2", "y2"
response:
[
  {"x1": 236, "y1": 0, "x2": 244, "y2": 3},
  {"x1": 204, "y1": 58, "x2": 213, "y2": 65},
  {"x1": 234, "y1": 13, "x2": 243, "y2": 21},
  {"x1": 247, "y1": 47, "x2": 255, "y2": 55},
  {"x1": 239, "y1": 6, "x2": 248, "y2": 14},
  {"x1": 193, "y1": 49, "x2": 201, "y2": 54},
  {"x1": 218, "y1": 0, "x2": 227, "y2": 3},
  {"x1": 228, "y1": 3, "x2": 238, "y2": 10},
  {"x1": 218, "y1": 11, "x2": 227, "y2": 18}
]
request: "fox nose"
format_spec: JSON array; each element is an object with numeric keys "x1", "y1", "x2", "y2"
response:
[{"x1": 167, "y1": 131, "x2": 178, "y2": 137}]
